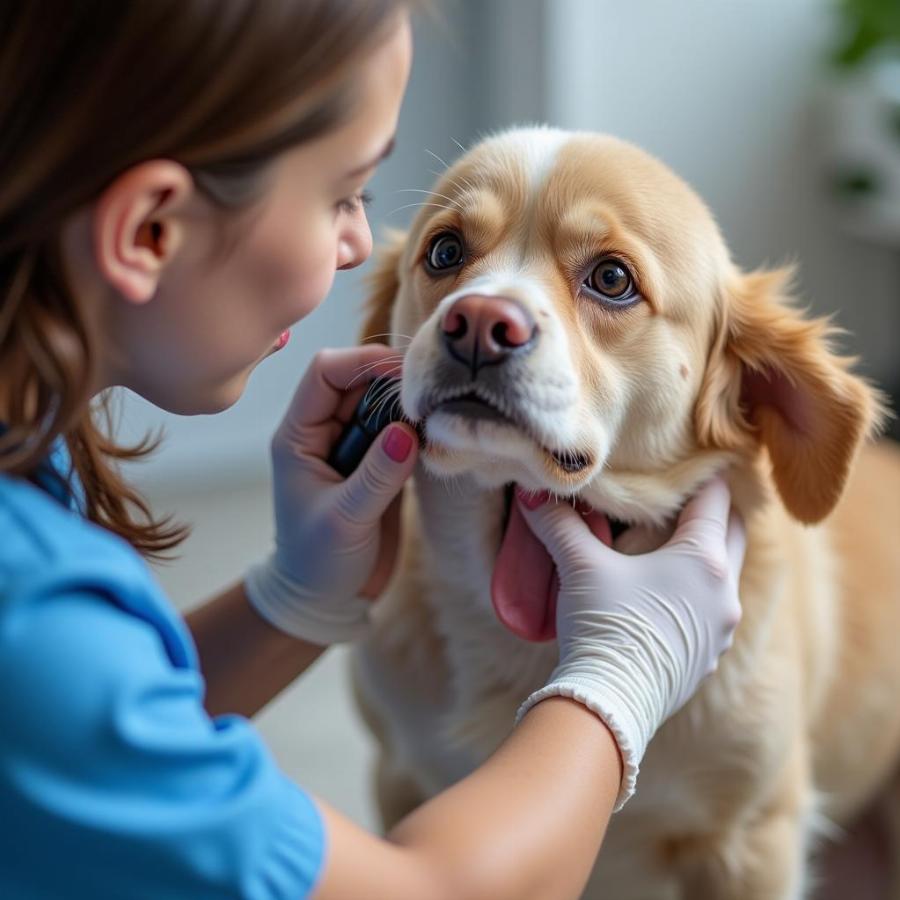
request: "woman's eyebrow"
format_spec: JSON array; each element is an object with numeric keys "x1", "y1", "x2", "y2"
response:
[{"x1": 345, "y1": 136, "x2": 396, "y2": 178}]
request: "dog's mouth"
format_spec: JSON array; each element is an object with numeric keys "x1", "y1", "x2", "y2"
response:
[{"x1": 424, "y1": 390, "x2": 594, "y2": 476}]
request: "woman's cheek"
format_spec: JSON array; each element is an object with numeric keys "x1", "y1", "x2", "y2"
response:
[{"x1": 292, "y1": 238, "x2": 339, "y2": 318}]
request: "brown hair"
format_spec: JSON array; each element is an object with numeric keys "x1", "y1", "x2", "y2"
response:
[{"x1": 0, "y1": 0, "x2": 418, "y2": 559}]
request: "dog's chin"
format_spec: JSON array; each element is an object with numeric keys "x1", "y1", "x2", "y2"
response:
[
  {"x1": 418, "y1": 407, "x2": 601, "y2": 491},
  {"x1": 416, "y1": 412, "x2": 668, "y2": 551}
]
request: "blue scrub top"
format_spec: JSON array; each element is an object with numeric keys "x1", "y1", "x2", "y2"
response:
[{"x1": 0, "y1": 437, "x2": 325, "y2": 899}]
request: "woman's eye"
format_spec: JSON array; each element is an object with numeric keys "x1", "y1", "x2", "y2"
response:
[
  {"x1": 338, "y1": 190, "x2": 374, "y2": 215},
  {"x1": 424, "y1": 231, "x2": 465, "y2": 273},
  {"x1": 584, "y1": 258, "x2": 635, "y2": 302}
]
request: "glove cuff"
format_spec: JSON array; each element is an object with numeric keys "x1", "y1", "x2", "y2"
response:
[
  {"x1": 515, "y1": 675, "x2": 645, "y2": 811},
  {"x1": 244, "y1": 554, "x2": 372, "y2": 645}
]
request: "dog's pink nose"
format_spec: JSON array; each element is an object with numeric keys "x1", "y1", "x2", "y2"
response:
[{"x1": 441, "y1": 294, "x2": 536, "y2": 373}]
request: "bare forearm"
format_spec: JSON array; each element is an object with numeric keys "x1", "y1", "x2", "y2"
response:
[
  {"x1": 185, "y1": 579, "x2": 326, "y2": 718},
  {"x1": 314, "y1": 696, "x2": 622, "y2": 900},
  {"x1": 392, "y1": 696, "x2": 620, "y2": 899}
]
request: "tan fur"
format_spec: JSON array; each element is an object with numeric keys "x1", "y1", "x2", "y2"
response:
[
  {"x1": 359, "y1": 228, "x2": 407, "y2": 346},
  {"x1": 351, "y1": 127, "x2": 900, "y2": 899}
]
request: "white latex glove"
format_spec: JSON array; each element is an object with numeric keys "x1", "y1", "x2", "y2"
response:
[
  {"x1": 514, "y1": 477, "x2": 745, "y2": 810},
  {"x1": 244, "y1": 346, "x2": 419, "y2": 645}
]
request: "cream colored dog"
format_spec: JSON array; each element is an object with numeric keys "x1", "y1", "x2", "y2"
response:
[{"x1": 350, "y1": 126, "x2": 900, "y2": 899}]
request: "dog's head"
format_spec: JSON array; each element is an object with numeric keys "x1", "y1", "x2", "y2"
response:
[{"x1": 364, "y1": 127, "x2": 883, "y2": 528}]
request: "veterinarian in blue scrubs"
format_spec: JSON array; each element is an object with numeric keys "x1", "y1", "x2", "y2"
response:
[{"x1": 0, "y1": 4, "x2": 746, "y2": 898}]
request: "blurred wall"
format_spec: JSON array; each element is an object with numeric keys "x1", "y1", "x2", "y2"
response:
[{"x1": 121, "y1": 0, "x2": 899, "y2": 490}]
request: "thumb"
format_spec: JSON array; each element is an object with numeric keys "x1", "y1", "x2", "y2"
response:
[
  {"x1": 514, "y1": 487, "x2": 609, "y2": 575},
  {"x1": 338, "y1": 424, "x2": 419, "y2": 526}
]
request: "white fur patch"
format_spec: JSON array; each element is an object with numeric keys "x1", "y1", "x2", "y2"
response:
[{"x1": 479, "y1": 123, "x2": 570, "y2": 192}]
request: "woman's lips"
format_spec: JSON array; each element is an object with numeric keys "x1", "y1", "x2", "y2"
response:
[{"x1": 262, "y1": 329, "x2": 291, "y2": 361}]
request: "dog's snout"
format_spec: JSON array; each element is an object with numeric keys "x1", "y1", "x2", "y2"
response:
[{"x1": 441, "y1": 294, "x2": 536, "y2": 374}]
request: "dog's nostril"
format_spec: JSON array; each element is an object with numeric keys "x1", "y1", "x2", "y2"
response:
[
  {"x1": 492, "y1": 320, "x2": 533, "y2": 349},
  {"x1": 443, "y1": 310, "x2": 468, "y2": 340}
]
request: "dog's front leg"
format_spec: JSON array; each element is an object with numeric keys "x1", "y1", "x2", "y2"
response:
[{"x1": 673, "y1": 747, "x2": 815, "y2": 900}]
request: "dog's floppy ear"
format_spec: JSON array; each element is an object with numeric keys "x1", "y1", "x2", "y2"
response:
[
  {"x1": 359, "y1": 229, "x2": 407, "y2": 344},
  {"x1": 696, "y1": 266, "x2": 886, "y2": 523}
]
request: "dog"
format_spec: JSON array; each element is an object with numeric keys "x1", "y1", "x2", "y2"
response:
[{"x1": 350, "y1": 126, "x2": 900, "y2": 898}]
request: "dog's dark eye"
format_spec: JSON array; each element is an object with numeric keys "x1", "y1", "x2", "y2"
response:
[
  {"x1": 584, "y1": 258, "x2": 635, "y2": 303},
  {"x1": 425, "y1": 231, "x2": 465, "y2": 273}
]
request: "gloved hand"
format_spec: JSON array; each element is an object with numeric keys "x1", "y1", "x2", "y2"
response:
[
  {"x1": 244, "y1": 345, "x2": 419, "y2": 645},
  {"x1": 514, "y1": 477, "x2": 745, "y2": 810}
]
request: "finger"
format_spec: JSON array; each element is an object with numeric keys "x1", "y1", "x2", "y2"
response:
[
  {"x1": 336, "y1": 423, "x2": 419, "y2": 527},
  {"x1": 580, "y1": 508, "x2": 613, "y2": 548},
  {"x1": 514, "y1": 487, "x2": 607, "y2": 572},
  {"x1": 359, "y1": 491, "x2": 404, "y2": 599},
  {"x1": 670, "y1": 475, "x2": 731, "y2": 546},
  {"x1": 297, "y1": 382, "x2": 369, "y2": 462},
  {"x1": 284, "y1": 345, "x2": 405, "y2": 431},
  {"x1": 725, "y1": 507, "x2": 747, "y2": 575},
  {"x1": 573, "y1": 497, "x2": 594, "y2": 516}
]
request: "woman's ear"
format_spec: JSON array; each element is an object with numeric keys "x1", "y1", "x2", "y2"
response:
[
  {"x1": 92, "y1": 160, "x2": 193, "y2": 303},
  {"x1": 359, "y1": 228, "x2": 407, "y2": 344},
  {"x1": 696, "y1": 266, "x2": 888, "y2": 523}
]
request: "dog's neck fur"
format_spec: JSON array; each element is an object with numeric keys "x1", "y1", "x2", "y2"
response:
[
  {"x1": 407, "y1": 452, "x2": 792, "y2": 758},
  {"x1": 411, "y1": 468, "x2": 557, "y2": 748}
]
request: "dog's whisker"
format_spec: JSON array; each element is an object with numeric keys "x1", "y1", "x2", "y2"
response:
[
  {"x1": 386, "y1": 201, "x2": 456, "y2": 218},
  {"x1": 393, "y1": 188, "x2": 463, "y2": 211},
  {"x1": 361, "y1": 377, "x2": 402, "y2": 415},
  {"x1": 370, "y1": 388, "x2": 403, "y2": 419},
  {"x1": 367, "y1": 387, "x2": 405, "y2": 426},
  {"x1": 363, "y1": 332, "x2": 414, "y2": 346},
  {"x1": 435, "y1": 169, "x2": 479, "y2": 201},
  {"x1": 424, "y1": 147, "x2": 452, "y2": 171},
  {"x1": 349, "y1": 358, "x2": 404, "y2": 384},
  {"x1": 393, "y1": 188, "x2": 459, "y2": 202},
  {"x1": 349, "y1": 356, "x2": 404, "y2": 378},
  {"x1": 367, "y1": 375, "x2": 403, "y2": 399},
  {"x1": 347, "y1": 359, "x2": 404, "y2": 389}
]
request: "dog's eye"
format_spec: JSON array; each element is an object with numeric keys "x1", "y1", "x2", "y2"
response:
[
  {"x1": 584, "y1": 258, "x2": 636, "y2": 303},
  {"x1": 425, "y1": 231, "x2": 465, "y2": 273}
]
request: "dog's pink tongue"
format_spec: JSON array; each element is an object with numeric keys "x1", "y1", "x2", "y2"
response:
[
  {"x1": 491, "y1": 497, "x2": 616, "y2": 642},
  {"x1": 491, "y1": 499, "x2": 560, "y2": 642}
]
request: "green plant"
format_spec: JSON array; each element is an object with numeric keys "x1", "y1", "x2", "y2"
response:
[{"x1": 833, "y1": 0, "x2": 900, "y2": 67}]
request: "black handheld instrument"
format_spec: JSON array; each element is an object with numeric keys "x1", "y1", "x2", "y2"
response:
[{"x1": 327, "y1": 375, "x2": 408, "y2": 477}]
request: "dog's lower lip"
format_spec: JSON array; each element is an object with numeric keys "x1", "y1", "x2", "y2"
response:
[{"x1": 549, "y1": 449, "x2": 591, "y2": 473}]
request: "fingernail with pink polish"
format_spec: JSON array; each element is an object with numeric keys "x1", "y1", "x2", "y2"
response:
[{"x1": 383, "y1": 426, "x2": 413, "y2": 463}]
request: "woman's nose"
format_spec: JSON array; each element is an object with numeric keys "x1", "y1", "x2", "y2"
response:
[{"x1": 337, "y1": 210, "x2": 373, "y2": 270}]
